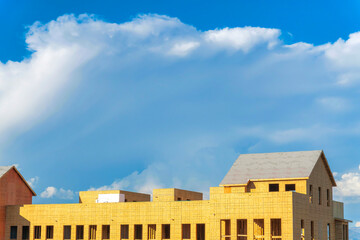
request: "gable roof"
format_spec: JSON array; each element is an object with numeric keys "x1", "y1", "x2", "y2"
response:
[
  {"x1": 0, "y1": 166, "x2": 36, "y2": 196},
  {"x1": 220, "y1": 150, "x2": 336, "y2": 186}
]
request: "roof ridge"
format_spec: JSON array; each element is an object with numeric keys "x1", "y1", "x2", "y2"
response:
[{"x1": 220, "y1": 150, "x2": 323, "y2": 186}]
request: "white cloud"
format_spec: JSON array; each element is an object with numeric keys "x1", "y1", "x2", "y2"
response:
[
  {"x1": 334, "y1": 166, "x2": 360, "y2": 203},
  {"x1": 40, "y1": 186, "x2": 57, "y2": 198},
  {"x1": 40, "y1": 186, "x2": 74, "y2": 199},
  {"x1": 356, "y1": 222, "x2": 360, "y2": 227},
  {"x1": 203, "y1": 27, "x2": 280, "y2": 52},
  {"x1": 89, "y1": 169, "x2": 164, "y2": 194},
  {"x1": 316, "y1": 97, "x2": 351, "y2": 112},
  {"x1": 27, "y1": 176, "x2": 39, "y2": 188},
  {"x1": 0, "y1": 14, "x2": 285, "y2": 144},
  {"x1": 168, "y1": 41, "x2": 200, "y2": 56},
  {"x1": 336, "y1": 172, "x2": 360, "y2": 197},
  {"x1": 5, "y1": 13, "x2": 360, "y2": 201}
]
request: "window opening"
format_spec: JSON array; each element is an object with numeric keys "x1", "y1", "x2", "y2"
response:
[
  {"x1": 220, "y1": 220, "x2": 231, "y2": 240},
  {"x1": 34, "y1": 226, "x2": 41, "y2": 239},
  {"x1": 102, "y1": 225, "x2": 110, "y2": 240},
  {"x1": 269, "y1": 184, "x2": 279, "y2": 192},
  {"x1": 10, "y1": 226, "x2": 17, "y2": 239},
  {"x1": 148, "y1": 225, "x2": 156, "y2": 240},
  {"x1": 46, "y1": 226, "x2": 54, "y2": 239},
  {"x1": 237, "y1": 219, "x2": 247, "y2": 240},
  {"x1": 64, "y1": 226, "x2": 71, "y2": 240},
  {"x1": 121, "y1": 225, "x2": 129, "y2": 239},
  {"x1": 182, "y1": 224, "x2": 191, "y2": 239},
  {"x1": 253, "y1": 219, "x2": 264, "y2": 240},
  {"x1": 162, "y1": 224, "x2": 170, "y2": 239},
  {"x1": 271, "y1": 219, "x2": 281, "y2": 240},
  {"x1": 134, "y1": 225, "x2": 143, "y2": 240},
  {"x1": 301, "y1": 220, "x2": 305, "y2": 240},
  {"x1": 285, "y1": 184, "x2": 296, "y2": 192},
  {"x1": 76, "y1": 226, "x2": 84, "y2": 240},
  {"x1": 311, "y1": 221, "x2": 314, "y2": 240},
  {"x1": 196, "y1": 224, "x2": 205, "y2": 240},
  {"x1": 89, "y1": 225, "x2": 97, "y2": 240},
  {"x1": 22, "y1": 226, "x2": 29, "y2": 240}
]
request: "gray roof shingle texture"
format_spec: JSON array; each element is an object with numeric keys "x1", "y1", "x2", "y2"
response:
[{"x1": 220, "y1": 150, "x2": 322, "y2": 185}]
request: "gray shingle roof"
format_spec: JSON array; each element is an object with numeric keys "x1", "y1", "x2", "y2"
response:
[{"x1": 220, "y1": 150, "x2": 323, "y2": 186}]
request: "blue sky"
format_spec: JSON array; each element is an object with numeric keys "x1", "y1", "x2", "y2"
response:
[{"x1": 1, "y1": 0, "x2": 360, "y2": 236}]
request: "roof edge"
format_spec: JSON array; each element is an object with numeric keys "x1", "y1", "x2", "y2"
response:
[
  {"x1": 8, "y1": 166, "x2": 36, "y2": 196},
  {"x1": 220, "y1": 177, "x2": 309, "y2": 187},
  {"x1": 309, "y1": 151, "x2": 336, "y2": 187}
]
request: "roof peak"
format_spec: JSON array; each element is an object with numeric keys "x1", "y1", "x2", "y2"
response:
[{"x1": 220, "y1": 150, "x2": 324, "y2": 186}]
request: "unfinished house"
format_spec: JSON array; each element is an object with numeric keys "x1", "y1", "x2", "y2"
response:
[{"x1": 2, "y1": 150, "x2": 351, "y2": 240}]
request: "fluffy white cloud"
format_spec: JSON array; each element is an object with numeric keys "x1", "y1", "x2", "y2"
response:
[
  {"x1": 334, "y1": 165, "x2": 360, "y2": 202},
  {"x1": 89, "y1": 169, "x2": 164, "y2": 195},
  {"x1": 0, "y1": 14, "x2": 283, "y2": 144},
  {"x1": 27, "y1": 176, "x2": 39, "y2": 188},
  {"x1": 356, "y1": 222, "x2": 360, "y2": 228},
  {"x1": 4, "y1": 13, "x2": 360, "y2": 199},
  {"x1": 204, "y1": 27, "x2": 280, "y2": 52},
  {"x1": 40, "y1": 186, "x2": 57, "y2": 198},
  {"x1": 40, "y1": 186, "x2": 74, "y2": 199}
]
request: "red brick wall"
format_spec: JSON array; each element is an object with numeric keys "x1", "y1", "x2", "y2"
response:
[{"x1": 0, "y1": 168, "x2": 33, "y2": 240}]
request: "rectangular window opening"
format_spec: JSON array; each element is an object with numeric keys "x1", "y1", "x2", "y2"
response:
[
  {"x1": 34, "y1": 226, "x2": 41, "y2": 240},
  {"x1": 46, "y1": 226, "x2": 54, "y2": 239},
  {"x1": 134, "y1": 225, "x2": 143, "y2": 240},
  {"x1": 22, "y1": 226, "x2": 30, "y2": 240},
  {"x1": 311, "y1": 221, "x2": 314, "y2": 240},
  {"x1": 319, "y1": 187, "x2": 322, "y2": 205},
  {"x1": 182, "y1": 224, "x2": 191, "y2": 239},
  {"x1": 102, "y1": 225, "x2": 110, "y2": 240},
  {"x1": 309, "y1": 185, "x2": 313, "y2": 203},
  {"x1": 343, "y1": 224, "x2": 348, "y2": 240},
  {"x1": 162, "y1": 224, "x2": 170, "y2": 239},
  {"x1": 220, "y1": 220, "x2": 231, "y2": 240},
  {"x1": 196, "y1": 224, "x2": 205, "y2": 240},
  {"x1": 253, "y1": 219, "x2": 264, "y2": 240},
  {"x1": 285, "y1": 184, "x2": 296, "y2": 192},
  {"x1": 10, "y1": 226, "x2": 17, "y2": 239},
  {"x1": 76, "y1": 226, "x2": 84, "y2": 240},
  {"x1": 121, "y1": 225, "x2": 129, "y2": 240},
  {"x1": 327, "y1": 224, "x2": 330, "y2": 240},
  {"x1": 301, "y1": 220, "x2": 305, "y2": 240},
  {"x1": 89, "y1": 225, "x2": 97, "y2": 240},
  {"x1": 327, "y1": 189, "x2": 331, "y2": 207},
  {"x1": 64, "y1": 226, "x2": 71, "y2": 240},
  {"x1": 271, "y1": 219, "x2": 281, "y2": 240},
  {"x1": 269, "y1": 184, "x2": 279, "y2": 192},
  {"x1": 237, "y1": 219, "x2": 247, "y2": 240},
  {"x1": 148, "y1": 225, "x2": 156, "y2": 240}
]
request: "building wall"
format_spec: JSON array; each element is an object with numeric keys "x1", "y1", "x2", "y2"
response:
[
  {"x1": 293, "y1": 156, "x2": 335, "y2": 240},
  {"x1": 153, "y1": 189, "x2": 203, "y2": 202},
  {"x1": 79, "y1": 190, "x2": 150, "y2": 203},
  {"x1": 0, "y1": 168, "x2": 33, "y2": 240},
  {"x1": 247, "y1": 179, "x2": 307, "y2": 194},
  {"x1": 5, "y1": 191, "x2": 294, "y2": 240}
]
